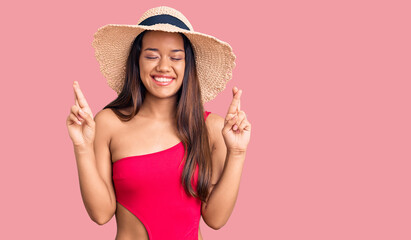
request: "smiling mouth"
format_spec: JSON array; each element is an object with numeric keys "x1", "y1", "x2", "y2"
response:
[
  {"x1": 152, "y1": 76, "x2": 174, "y2": 82},
  {"x1": 151, "y1": 76, "x2": 175, "y2": 86}
]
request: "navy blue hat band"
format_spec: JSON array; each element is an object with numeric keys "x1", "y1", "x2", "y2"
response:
[{"x1": 138, "y1": 14, "x2": 190, "y2": 31}]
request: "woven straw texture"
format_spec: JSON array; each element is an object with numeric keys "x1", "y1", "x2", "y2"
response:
[{"x1": 92, "y1": 6, "x2": 236, "y2": 103}]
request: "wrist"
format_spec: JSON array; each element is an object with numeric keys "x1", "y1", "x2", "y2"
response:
[
  {"x1": 73, "y1": 143, "x2": 94, "y2": 154},
  {"x1": 227, "y1": 148, "x2": 247, "y2": 156}
]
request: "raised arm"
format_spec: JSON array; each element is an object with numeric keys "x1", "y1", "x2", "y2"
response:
[
  {"x1": 201, "y1": 86, "x2": 251, "y2": 229},
  {"x1": 67, "y1": 81, "x2": 116, "y2": 225}
]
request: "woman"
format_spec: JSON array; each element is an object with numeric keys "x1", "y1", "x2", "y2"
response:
[{"x1": 66, "y1": 6, "x2": 251, "y2": 240}]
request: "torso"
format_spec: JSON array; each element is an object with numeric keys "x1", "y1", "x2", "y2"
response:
[{"x1": 108, "y1": 107, "x2": 211, "y2": 240}]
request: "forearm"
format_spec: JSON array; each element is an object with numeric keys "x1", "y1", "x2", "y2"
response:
[
  {"x1": 203, "y1": 151, "x2": 246, "y2": 228},
  {"x1": 74, "y1": 144, "x2": 113, "y2": 224}
]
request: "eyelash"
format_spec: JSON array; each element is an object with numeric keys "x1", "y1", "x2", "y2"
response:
[{"x1": 145, "y1": 57, "x2": 183, "y2": 61}]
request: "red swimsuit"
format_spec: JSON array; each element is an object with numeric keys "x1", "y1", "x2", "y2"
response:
[{"x1": 112, "y1": 111, "x2": 211, "y2": 239}]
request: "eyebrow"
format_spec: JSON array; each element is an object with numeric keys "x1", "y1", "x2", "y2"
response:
[{"x1": 143, "y1": 48, "x2": 184, "y2": 52}]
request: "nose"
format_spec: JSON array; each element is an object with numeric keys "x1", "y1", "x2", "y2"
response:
[{"x1": 156, "y1": 57, "x2": 171, "y2": 72}]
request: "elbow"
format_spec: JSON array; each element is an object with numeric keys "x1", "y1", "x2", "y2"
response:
[
  {"x1": 202, "y1": 203, "x2": 229, "y2": 230},
  {"x1": 92, "y1": 214, "x2": 111, "y2": 226},
  {"x1": 84, "y1": 197, "x2": 116, "y2": 225},
  {"x1": 208, "y1": 220, "x2": 227, "y2": 230},
  {"x1": 90, "y1": 208, "x2": 115, "y2": 226},
  {"x1": 203, "y1": 215, "x2": 228, "y2": 230}
]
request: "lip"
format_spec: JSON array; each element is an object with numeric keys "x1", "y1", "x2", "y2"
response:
[
  {"x1": 151, "y1": 76, "x2": 174, "y2": 86},
  {"x1": 151, "y1": 75, "x2": 175, "y2": 79}
]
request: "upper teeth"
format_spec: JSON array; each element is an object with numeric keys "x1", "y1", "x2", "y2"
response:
[{"x1": 154, "y1": 77, "x2": 173, "y2": 82}]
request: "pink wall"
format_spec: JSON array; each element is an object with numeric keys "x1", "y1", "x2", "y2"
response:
[{"x1": 1, "y1": 0, "x2": 410, "y2": 239}]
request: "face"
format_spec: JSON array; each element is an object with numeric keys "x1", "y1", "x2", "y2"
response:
[{"x1": 139, "y1": 31, "x2": 185, "y2": 101}]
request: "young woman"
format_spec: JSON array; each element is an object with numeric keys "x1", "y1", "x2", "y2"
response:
[{"x1": 66, "y1": 6, "x2": 251, "y2": 240}]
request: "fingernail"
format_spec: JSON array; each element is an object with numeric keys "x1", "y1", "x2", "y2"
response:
[
  {"x1": 79, "y1": 109, "x2": 84, "y2": 115},
  {"x1": 233, "y1": 125, "x2": 238, "y2": 130}
]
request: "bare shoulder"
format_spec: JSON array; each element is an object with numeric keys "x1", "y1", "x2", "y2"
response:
[
  {"x1": 94, "y1": 108, "x2": 117, "y2": 127},
  {"x1": 94, "y1": 108, "x2": 113, "y2": 120},
  {"x1": 93, "y1": 108, "x2": 118, "y2": 217},
  {"x1": 206, "y1": 112, "x2": 225, "y2": 124},
  {"x1": 94, "y1": 107, "x2": 134, "y2": 144},
  {"x1": 202, "y1": 112, "x2": 228, "y2": 211},
  {"x1": 204, "y1": 112, "x2": 227, "y2": 175},
  {"x1": 205, "y1": 112, "x2": 225, "y2": 148},
  {"x1": 94, "y1": 107, "x2": 130, "y2": 124},
  {"x1": 93, "y1": 108, "x2": 121, "y2": 141}
]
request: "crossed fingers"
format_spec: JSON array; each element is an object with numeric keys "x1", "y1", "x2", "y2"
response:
[{"x1": 225, "y1": 86, "x2": 250, "y2": 132}]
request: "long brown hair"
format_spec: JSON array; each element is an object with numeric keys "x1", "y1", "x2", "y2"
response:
[{"x1": 103, "y1": 30, "x2": 213, "y2": 203}]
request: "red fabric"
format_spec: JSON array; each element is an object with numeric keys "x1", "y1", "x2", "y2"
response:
[{"x1": 112, "y1": 111, "x2": 211, "y2": 239}]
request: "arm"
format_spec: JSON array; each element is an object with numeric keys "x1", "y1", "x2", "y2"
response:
[
  {"x1": 74, "y1": 109, "x2": 116, "y2": 225},
  {"x1": 202, "y1": 87, "x2": 251, "y2": 230},
  {"x1": 201, "y1": 137, "x2": 246, "y2": 229}
]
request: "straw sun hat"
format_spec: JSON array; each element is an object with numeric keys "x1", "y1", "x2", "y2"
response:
[{"x1": 92, "y1": 6, "x2": 236, "y2": 104}]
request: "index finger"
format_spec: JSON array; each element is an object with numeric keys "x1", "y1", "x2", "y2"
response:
[
  {"x1": 235, "y1": 87, "x2": 241, "y2": 112},
  {"x1": 227, "y1": 87, "x2": 242, "y2": 115},
  {"x1": 74, "y1": 87, "x2": 80, "y2": 108},
  {"x1": 73, "y1": 81, "x2": 90, "y2": 109}
]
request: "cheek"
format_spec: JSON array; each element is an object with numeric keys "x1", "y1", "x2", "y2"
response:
[
  {"x1": 139, "y1": 60, "x2": 153, "y2": 75},
  {"x1": 176, "y1": 62, "x2": 186, "y2": 76}
]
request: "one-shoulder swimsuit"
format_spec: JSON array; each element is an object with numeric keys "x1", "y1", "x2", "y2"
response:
[{"x1": 112, "y1": 111, "x2": 211, "y2": 239}]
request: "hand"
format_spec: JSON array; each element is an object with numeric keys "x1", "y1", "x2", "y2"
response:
[
  {"x1": 66, "y1": 81, "x2": 96, "y2": 147},
  {"x1": 222, "y1": 86, "x2": 251, "y2": 154}
]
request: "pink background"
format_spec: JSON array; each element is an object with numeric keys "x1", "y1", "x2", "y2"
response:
[{"x1": 1, "y1": 0, "x2": 410, "y2": 239}]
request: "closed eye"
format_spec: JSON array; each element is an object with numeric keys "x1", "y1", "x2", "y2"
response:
[{"x1": 145, "y1": 56, "x2": 183, "y2": 60}]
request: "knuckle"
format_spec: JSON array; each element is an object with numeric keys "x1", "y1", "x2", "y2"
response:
[{"x1": 225, "y1": 114, "x2": 235, "y2": 121}]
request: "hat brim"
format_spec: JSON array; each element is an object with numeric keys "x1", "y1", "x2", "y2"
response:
[{"x1": 92, "y1": 23, "x2": 236, "y2": 103}]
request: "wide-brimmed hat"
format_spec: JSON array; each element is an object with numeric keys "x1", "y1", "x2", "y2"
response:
[{"x1": 92, "y1": 6, "x2": 236, "y2": 104}]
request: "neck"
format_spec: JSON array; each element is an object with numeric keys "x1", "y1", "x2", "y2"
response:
[{"x1": 138, "y1": 92, "x2": 178, "y2": 120}]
